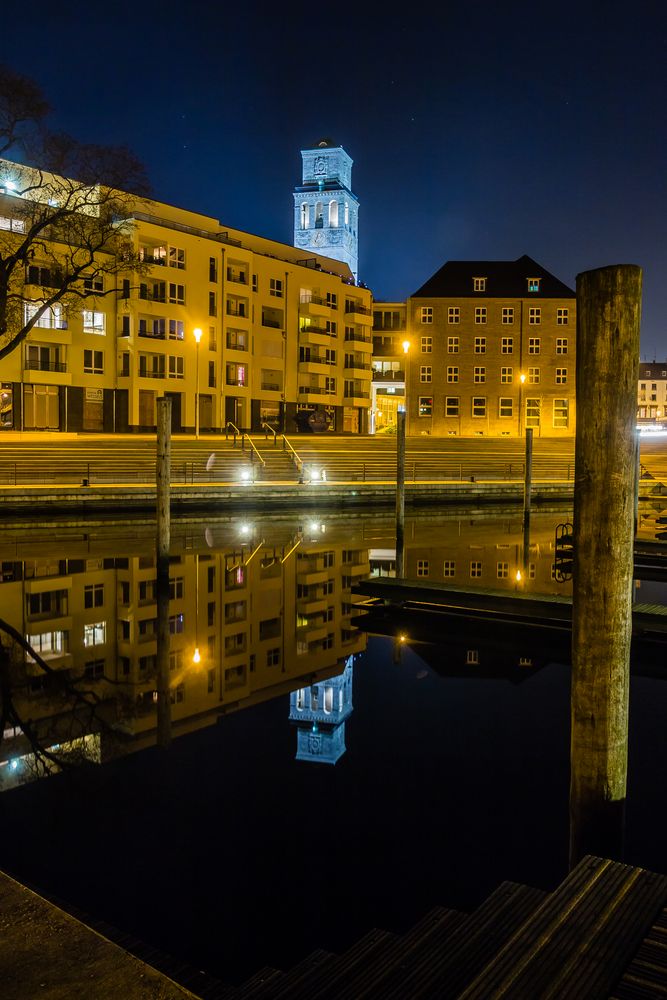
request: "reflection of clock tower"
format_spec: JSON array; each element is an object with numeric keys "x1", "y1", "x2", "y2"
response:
[{"x1": 293, "y1": 138, "x2": 359, "y2": 282}]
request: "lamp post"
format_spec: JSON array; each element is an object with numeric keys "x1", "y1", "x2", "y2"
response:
[
  {"x1": 518, "y1": 371, "x2": 526, "y2": 436},
  {"x1": 402, "y1": 339, "x2": 410, "y2": 433},
  {"x1": 193, "y1": 327, "x2": 202, "y2": 439}
]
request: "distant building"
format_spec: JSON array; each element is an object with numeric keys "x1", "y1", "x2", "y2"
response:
[
  {"x1": 289, "y1": 657, "x2": 354, "y2": 765},
  {"x1": 371, "y1": 302, "x2": 407, "y2": 433},
  {"x1": 405, "y1": 255, "x2": 576, "y2": 437},
  {"x1": 293, "y1": 139, "x2": 359, "y2": 283},
  {"x1": 638, "y1": 362, "x2": 667, "y2": 425}
]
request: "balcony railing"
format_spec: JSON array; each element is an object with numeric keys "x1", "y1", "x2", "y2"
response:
[
  {"x1": 344, "y1": 359, "x2": 371, "y2": 371},
  {"x1": 299, "y1": 386, "x2": 336, "y2": 396},
  {"x1": 344, "y1": 389, "x2": 370, "y2": 399},
  {"x1": 261, "y1": 382, "x2": 281, "y2": 392},
  {"x1": 139, "y1": 288, "x2": 166, "y2": 303},
  {"x1": 345, "y1": 303, "x2": 372, "y2": 316},
  {"x1": 372, "y1": 369, "x2": 405, "y2": 381},
  {"x1": 138, "y1": 252, "x2": 166, "y2": 266},
  {"x1": 138, "y1": 329, "x2": 166, "y2": 340},
  {"x1": 261, "y1": 317, "x2": 281, "y2": 329},
  {"x1": 226, "y1": 337, "x2": 248, "y2": 351},
  {"x1": 227, "y1": 270, "x2": 247, "y2": 284},
  {"x1": 300, "y1": 324, "x2": 333, "y2": 336},
  {"x1": 24, "y1": 360, "x2": 66, "y2": 373},
  {"x1": 226, "y1": 379, "x2": 247, "y2": 388},
  {"x1": 344, "y1": 330, "x2": 371, "y2": 344},
  {"x1": 299, "y1": 354, "x2": 336, "y2": 366},
  {"x1": 27, "y1": 319, "x2": 69, "y2": 331},
  {"x1": 138, "y1": 369, "x2": 166, "y2": 379}
]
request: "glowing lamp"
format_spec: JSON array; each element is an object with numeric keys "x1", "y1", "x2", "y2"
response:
[{"x1": 193, "y1": 648, "x2": 201, "y2": 665}]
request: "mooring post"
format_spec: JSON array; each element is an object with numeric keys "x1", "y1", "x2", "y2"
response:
[
  {"x1": 156, "y1": 396, "x2": 172, "y2": 750},
  {"x1": 569, "y1": 264, "x2": 642, "y2": 867},
  {"x1": 396, "y1": 408, "x2": 406, "y2": 578},
  {"x1": 523, "y1": 427, "x2": 533, "y2": 569}
]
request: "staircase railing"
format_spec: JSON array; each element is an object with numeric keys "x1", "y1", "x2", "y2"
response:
[{"x1": 281, "y1": 435, "x2": 303, "y2": 474}]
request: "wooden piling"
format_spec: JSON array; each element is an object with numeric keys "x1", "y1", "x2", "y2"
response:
[
  {"x1": 523, "y1": 427, "x2": 533, "y2": 569},
  {"x1": 396, "y1": 408, "x2": 406, "y2": 577},
  {"x1": 570, "y1": 264, "x2": 642, "y2": 866},
  {"x1": 156, "y1": 397, "x2": 172, "y2": 749}
]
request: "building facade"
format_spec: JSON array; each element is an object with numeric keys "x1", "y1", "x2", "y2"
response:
[
  {"x1": 293, "y1": 139, "x2": 359, "y2": 282},
  {"x1": 638, "y1": 362, "x2": 667, "y2": 425},
  {"x1": 405, "y1": 255, "x2": 576, "y2": 437},
  {"x1": 371, "y1": 302, "x2": 407, "y2": 433},
  {"x1": 0, "y1": 168, "x2": 372, "y2": 435}
]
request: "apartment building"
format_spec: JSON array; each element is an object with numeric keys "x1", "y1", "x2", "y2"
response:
[
  {"x1": 0, "y1": 169, "x2": 372, "y2": 435},
  {"x1": 405, "y1": 255, "x2": 576, "y2": 437},
  {"x1": 637, "y1": 362, "x2": 667, "y2": 425},
  {"x1": 371, "y1": 302, "x2": 407, "y2": 433}
]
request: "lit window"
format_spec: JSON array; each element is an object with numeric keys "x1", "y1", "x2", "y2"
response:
[
  {"x1": 527, "y1": 277, "x2": 540, "y2": 292},
  {"x1": 420, "y1": 306, "x2": 433, "y2": 324},
  {"x1": 0, "y1": 215, "x2": 25, "y2": 233},
  {"x1": 447, "y1": 367, "x2": 459, "y2": 382},
  {"x1": 84, "y1": 621, "x2": 106, "y2": 647},
  {"x1": 82, "y1": 310, "x2": 105, "y2": 335},
  {"x1": 418, "y1": 396, "x2": 433, "y2": 416},
  {"x1": 466, "y1": 649, "x2": 480, "y2": 664},
  {"x1": 169, "y1": 319, "x2": 184, "y2": 341},
  {"x1": 554, "y1": 398, "x2": 569, "y2": 428},
  {"x1": 448, "y1": 307, "x2": 460, "y2": 324}
]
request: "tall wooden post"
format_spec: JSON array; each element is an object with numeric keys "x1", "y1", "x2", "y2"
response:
[
  {"x1": 156, "y1": 397, "x2": 172, "y2": 749},
  {"x1": 523, "y1": 427, "x2": 533, "y2": 569},
  {"x1": 396, "y1": 408, "x2": 406, "y2": 578},
  {"x1": 570, "y1": 264, "x2": 642, "y2": 866}
]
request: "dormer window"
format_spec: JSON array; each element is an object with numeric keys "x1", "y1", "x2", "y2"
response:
[
  {"x1": 473, "y1": 277, "x2": 486, "y2": 292},
  {"x1": 527, "y1": 277, "x2": 541, "y2": 292}
]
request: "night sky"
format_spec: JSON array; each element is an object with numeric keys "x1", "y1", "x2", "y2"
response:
[{"x1": 4, "y1": 2, "x2": 666, "y2": 356}]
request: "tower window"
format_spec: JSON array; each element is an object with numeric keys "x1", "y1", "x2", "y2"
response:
[
  {"x1": 344, "y1": 202, "x2": 349, "y2": 226},
  {"x1": 329, "y1": 200, "x2": 339, "y2": 227},
  {"x1": 301, "y1": 203, "x2": 309, "y2": 229},
  {"x1": 315, "y1": 202, "x2": 323, "y2": 229}
]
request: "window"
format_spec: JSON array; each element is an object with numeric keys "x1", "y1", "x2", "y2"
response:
[
  {"x1": 472, "y1": 396, "x2": 486, "y2": 417},
  {"x1": 417, "y1": 560, "x2": 429, "y2": 577},
  {"x1": 526, "y1": 398, "x2": 541, "y2": 428},
  {"x1": 168, "y1": 246, "x2": 185, "y2": 269},
  {"x1": 83, "y1": 274, "x2": 104, "y2": 294},
  {"x1": 84, "y1": 659, "x2": 105, "y2": 680},
  {"x1": 557, "y1": 308, "x2": 569, "y2": 325},
  {"x1": 501, "y1": 337, "x2": 513, "y2": 354},
  {"x1": 445, "y1": 396, "x2": 459, "y2": 417},
  {"x1": 474, "y1": 337, "x2": 486, "y2": 354},
  {"x1": 418, "y1": 396, "x2": 433, "y2": 416},
  {"x1": 226, "y1": 362, "x2": 246, "y2": 386},
  {"x1": 466, "y1": 649, "x2": 480, "y2": 664},
  {"x1": 300, "y1": 203, "x2": 309, "y2": 229},
  {"x1": 447, "y1": 367, "x2": 459, "y2": 383},
  {"x1": 84, "y1": 621, "x2": 106, "y2": 647},
  {"x1": 252, "y1": 274, "x2": 258, "y2": 292},
  {"x1": 169, "y1": 319, "x2": 184, "y2": 341},
  {"x1": 326, "y1": 292, "x2": 337, "y2": 308},
  {"x1": 420, "y1": 306, "x2": 433, "y2": 324},
  {"x1": 528, "y1": 367, "x2": 540, "y2": 384},
  {"x1": 499, "y1": 397, "x2": 513, "y2": 418},
  {"x1": 82, "y1": 310, "x2": 105, "y2": 335},
  {"x1": 475, "y1": 307, "x2": 487, "y2": 324},
  {"x1": 208, "y1": 291, "x2": 217, "y2": 316},
  {"x1": 270, "y1": 278, "x2": 283, "y2": 298},
  {"x1": 528, "y1": 338, "x2": 540, "y2": 354},
  {"x1": 527, "y1": 277, "x2": 540, "y2": 292},
  {"x1": 502, "y1": 307, "x2": 514, "y2": 325},
  {"x1": 448, "y1": 307, "x2": 460, "y2": 324},
  {"x1": 25, "y1": 302, "x2": 65, "y2": 329},
  {"x1": 84, "y1": 584, "x2": 104, "y2": 610},
  {"x1": 325, "y1": 320, "x2": 337, "y2": 336},
  {"x1": 473, "y1": 277, "x2": 486, "y2": 292},
  {"x1": 169, "y1": 577, "x2": 184, "y2": 600},
  {"x1": 83, "y1": 349, "x2": 103, "y2": 374},
  {"x1": 208, "y1": 361, "x2": 216, "y2": 387},
  {"x1": 447, "y1": 337, "x2": 459, "y2": 353},
  {"x1": 556, "y1": 368, "x2": 567, "y2": 384},
  {"x1": 553, "y1": 398, "x2": 569, "y2": 428},
  {"x1": 325, "y1": 375, "x2": 336, "y2": 393},
  {"x1": 420, "y1": 336, "x2": 433, "y2": 353},
  {"x1": 267, "y1": 648, "x2": 280, "y2": 667},
  {"x1": 443, "y1": 560, "x2": 456, "y2": 577},
  {"x1": 227, "y1": 329, "x2": 247, "y2": 351},
  {"x1": 168, "y1": 356, "x2": 184, "y2": 379},
  {"x1": 209, "y1": 257, "x2": 218, "y2": 283},
  {"x1": 474, "y1": 367, "x2": 486, "y2": 383},
  {"x1": 529, "y1": 307, "x2": 541, "y2": 325},
  {"x1": 500, "y1": 366, "x2": 513, "y2": 383},
  {"x1": 470, "y1": 561, "x2": 482, "y2": 578},
  {"x1": 420, "y1": 366, "x2": 432, "y2": 382},
  {"x1": 0, "y1": 215, "x2": 25, "y2": 233},
  {"x1": 497, "y1": 562, "x2": 509, "y2": 578},
  {"x1": 556, "y1": 338, "x2": 568, "y2": 354},
  {"x1": 169, "y1": 613, "x2": 184, "y2": 635}
]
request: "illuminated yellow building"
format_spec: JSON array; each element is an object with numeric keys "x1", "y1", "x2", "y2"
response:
[{"x1": 0, "y1": 165, "x2": 373, "y2": 435}]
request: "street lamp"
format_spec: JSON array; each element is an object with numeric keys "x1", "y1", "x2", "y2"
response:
[{"x1": 193, "y1": 327, "x2": 202, "y2": 439}]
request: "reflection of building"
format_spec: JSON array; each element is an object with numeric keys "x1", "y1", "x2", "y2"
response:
[
  {"x1": 371, "y1": 303, "x2": 407, "y2": 434},
  {"x1": 293, "y1": 140, "x2": 359, "y2": 282},
  {"x1": 406, "y1": 256, "x2": 576, "y2": 437},
  {"x1": 289, "y1": 656, "x2": 354, "y2": 764},
  {"x1": 0, "y1": 156, "x2": 372, "y2": 434},
  {"x1": 0, "y1": 524, "x2": 369, "y2": 786}
]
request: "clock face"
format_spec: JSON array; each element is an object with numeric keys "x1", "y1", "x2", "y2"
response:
[{"x1": 314, "y1": 156, "x2": 326, "y2": 175}]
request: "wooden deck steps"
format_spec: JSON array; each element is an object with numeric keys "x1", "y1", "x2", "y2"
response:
[{"x1": 610, "y1": 904, "x2": 667, "y2": 999}]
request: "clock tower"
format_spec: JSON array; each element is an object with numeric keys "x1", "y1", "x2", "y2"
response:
[{"x1": 293, "y1": 139, "x2": 359, "y2": 282}]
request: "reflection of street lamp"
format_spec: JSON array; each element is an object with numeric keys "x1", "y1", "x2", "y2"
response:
[
  {"x1": 192, "y1": 552, "x2": 201, "y2": 665},
  {"x1": 193, "y1": 327, "x2": 202, "y2": 439}
]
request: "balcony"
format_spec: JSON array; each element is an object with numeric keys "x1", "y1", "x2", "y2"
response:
[
  {"x1": 138, "y1": 251, "x2": 166, "y2": 266},
  {"x1": 344, "y1": 329, "x2": 372, "y2": 345},
  {"x1": 138, "y1": 328, "x2": 166, "y2": 341},
  {"x1": 344, "y1": 388, "x2": 370, "y2": 401},
  {"x1": 261, "y1": 317, "x2": 281, "y2": 329},
  {"x1": 138, "y1": 369, "x2": 166, "y2": 380},
  {"x1": 226, "y1": 269, "x2": 247, "y2": 284},
  {"x1": 25, "y1": 360, "x2": 67, "y2": 373},
  {"x1": 373, "y1": 368, "x2": 405, "y2": 382},
  {"x1": 345, "y1": 302, "x2": 373, "y2": 325},
  {"x1": 344, "y1": 359, "x2": 371, "y2": 371},
  {"x1": 299, "y1": 297, "x2": 332, "y2": 319},
  {"x1": 298, "y1": 385, "x2": 336, "y2": 399},
  {"x1": 261, "y1": 382, "x2": 282, "y2": 392}
]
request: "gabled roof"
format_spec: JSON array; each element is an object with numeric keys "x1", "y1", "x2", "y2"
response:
[
  {"x1": 412, "y1": 254, "x2": 575, "y2": 298},
  {"x1": 639, "y1": 363, "x2": 667, "y2": 379}
]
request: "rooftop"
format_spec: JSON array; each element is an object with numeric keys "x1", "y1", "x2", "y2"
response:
[{"x1": 412, "y1": 254, "x2": 575, "y2": 299}]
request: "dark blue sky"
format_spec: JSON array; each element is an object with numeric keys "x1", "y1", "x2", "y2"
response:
[{"x1": 5, "y1": 2, "x2": 666, "y2": 356}]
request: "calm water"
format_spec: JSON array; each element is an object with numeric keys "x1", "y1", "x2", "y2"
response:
[{"x1": 1, "y1": 506, "x2": 667, "y2": 982}]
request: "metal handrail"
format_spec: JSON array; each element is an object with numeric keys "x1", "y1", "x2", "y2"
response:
[
  {"x1": 225, "y1": 421, "x2": 240, "y2": 443},
  {"x1": 281, "y1": 435, "x2": 303, "y2": 472},
  {"x1": 261, "y1": 422, "x2": 277, "y2": 445},
  {"x1": 242, "y1": 434, "x2": 265, "y2": 466}
]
